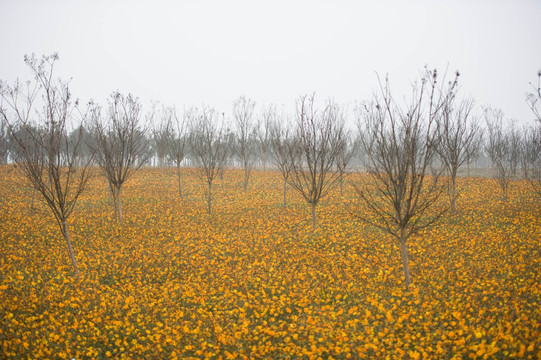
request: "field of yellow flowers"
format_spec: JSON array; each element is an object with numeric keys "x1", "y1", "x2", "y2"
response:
[{"x1": 0, "y1": 166, "x2": 539, "y2": 359}]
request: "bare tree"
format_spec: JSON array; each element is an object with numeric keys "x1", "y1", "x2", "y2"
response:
[
  {"x1": 269, "y1": 109, "x2": 293, "y2": 207},
  {"x1": 0, "y1": 53, "x2": 94, "y2": 274},
  {"x1": 287, "y1": 95, "x2": 345, "y2": 229},
  {"x1": 526, "y1": 71, "x2": 541, "y2": 123},
  {"x1": 7, "y1": 124, "x2": 41, "y2": 211},
  {"x1": 163, "y1": 106, "x2": 190, "y2": 198},
  {"x1": 523, "y1": 72, "x2": 541, "y2": 196},
  {"x1": 484, "y1": 107, "x2": 520, "y2": 202},
  {"x1": 190, "y1": 106, "x2": 229, "y2": 214},
  {"x1": 150, "y1": 106, "x2": 170, "y2": 168},
  {"x1": 521, "y1": 125, "x2": 541, "y2": 196},
  {"x1": 355, "y1": 69, "x2": 458, "y2": 289},
  {"x1": 436, "y1": 96, "x2": 482, "y2": 212},
  {"x1": 92, "y1": 92, "x2": 150, "y2": 223},
  {"x1": 232, "y1": 96, "x2": 257, "y2": 191},
  {"x1": 336, "y1": 130, "x2": 357, "y2": 197},
  {"x1": 0, "y1": 117, "x2": 9, "y2": 164},
  {"x1": 257, "y1": 105, "x2": 273, "y2": 170}
]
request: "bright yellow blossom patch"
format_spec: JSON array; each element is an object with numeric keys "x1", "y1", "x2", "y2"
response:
[{"x1": 0, "y1": 166, "x2": 539, "y2": 359}]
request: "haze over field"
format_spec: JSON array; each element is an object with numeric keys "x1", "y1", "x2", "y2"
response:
[{"x1": 1, "y1": 0, "x2": 540, "y2": 122}]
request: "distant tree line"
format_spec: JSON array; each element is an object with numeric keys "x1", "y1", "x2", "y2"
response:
[{"x1": 1, "y1": 54, "x2": 540, "y2": 288}]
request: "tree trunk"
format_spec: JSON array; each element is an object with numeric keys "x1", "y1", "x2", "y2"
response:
[
  {"x1": 340, "y1": 174, "x2": 344, "y2": 197},
  {"x1": 30, "y1": 187, "x2": 35, "y2": 213},
  {"x1": 62, "y1": 220, "x2": 79, "y2": 275},
  {"x1": 207, "y1": 182, "x2": 212, "y2": 214},
  {"x1": 108, "y1": 180, "x2": 115, "y2": 206},
  {"x1": 177, "y1": 165, "x2": 182, "y2": 198},
  {"x1": 399, "y1": 228, "x2": 411, "y2": 290},
  {"x1": 311, "y1": 202, "x2": 317, "y2": 230},
  {"x1": 283, "y1": 176, "x2": 287, "y2": 207},
  {"x1": 115, "y1": 187, "x2": 123, "y2": 224},
  {"x1": 502, "y1": 181, "x2": 509, "y2": 202},
  {"x1": 450, "y1": 170, "x2": 457, "y2": 213},
  {"x1": 243, "y1": 168, "x2": 249, "y2": 192}
]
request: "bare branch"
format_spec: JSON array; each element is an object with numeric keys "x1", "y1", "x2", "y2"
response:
[
  {"x1": 354, "y1": 68, "x2": 458, "y2": 289},
  {"x1": 190, "y1": 106, "x2": 229, "y2": 214},
  {"x1": 287, "y1": 95, "x2": 346, "y2": 229},
  {"x1": 91, "y1": 92, "x2": 150, "y2": 223},
  {"x1": 0, "y1": 53, "x2": 94, "y2": 274}
]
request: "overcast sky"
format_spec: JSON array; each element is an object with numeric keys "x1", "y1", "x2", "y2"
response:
[{"x1": 1, "y1": 0, "x2": 540, "y2": 124}]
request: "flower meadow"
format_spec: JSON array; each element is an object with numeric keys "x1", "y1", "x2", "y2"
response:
[{"x1": 0, "y1": 166, "x2": 539, "y2": 359}]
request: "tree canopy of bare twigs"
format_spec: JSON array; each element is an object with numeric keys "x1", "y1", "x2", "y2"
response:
[
  {"x1": 232, "y1": 96, "x2": 257, "y2": 191},
  {"x1": 483, "y1": 107, "x2": 521, "y2": 202},
  {"x1": 91, "y1": 92, "x2": 150, "y2": 223},
  {"x1": 355, "y1": 69, "x2": 458, "y2": 289},
  {"x1": 436, "y1": 96, "x2": 481, "y2": 212},
  {"x1": 521, "y1": 125, "x2": 541, "y2": 196},
  {"x1": 287, "y1": 95, "x2": 345, "y2": 229},
  {"x1": 526, "y1": 71, "x2": 541, "y2": 124},
  {"x1": 523, "y1": 72, "x2": 541, "y2": 197},
  {"x1": 257, "y1": 105, "x2": 274, "y2": 170},
  {"x1": 150, "y1": 105, "x2": 171, "y2": 168},
  {"x1": 335, "y1": 130, "x2": 357, "y2": 197},
  {"x1": 162, "y1": 106, "x2": 190, "y2": 198},
  {"x1": 190, "y1": 106, "x2": 229, "y2": 214},
  {"x1": 0, "y1": 117, "x2": 9, "y2": 164},
  {"x1": 269, "y1": 109, "x2": 293, "y2": 207},
  {"x1": 0, "y1": 53, "x2": 94, "y2": 275}
]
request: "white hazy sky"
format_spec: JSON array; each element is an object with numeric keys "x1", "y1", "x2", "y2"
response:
[{"x1": 1, "y1": 0, "x2": 540, "y2": 124}]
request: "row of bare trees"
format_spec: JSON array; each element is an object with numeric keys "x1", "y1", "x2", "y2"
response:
[{"x1": 1, "y1": 54, "x2": 539, "y2": 289}]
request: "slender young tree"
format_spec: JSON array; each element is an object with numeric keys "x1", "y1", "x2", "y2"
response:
[
  {"x1": 0, "y1": 117, "x2": 9, "y2": 164},
  {"x1": 0, "y1": 53, "x2": 94, "y2": 275},
  {"x1": 232, "y1": 96, "x2": 257, "y2": 191},
  {"x1": 287, "y1": 95, "x2": 345, "y2": 229},
  {"x1": 190, "y1": 107, "x2": 229, "y2": 214},
  {"x1": 336, "y1": 131, "x2": 357, "y2": 197},
  {"x1": 436, "y1": 96, "x2": 482, "y2": 212},
  {"x1": 163, "y1": 106, "x2": 190, "y2": 198},
  {"x1": 150, "y1": 106, "x2": 170, "y2": 168},
  {"x1": 483, "y1": 107, "x2": 520, "y2": 202},
  {"x1": 523, "y1": 72, "x2": 541, "y2": 196},
  {"x1": 526, "y1": 70, "x2": 541, "y2": 124},
  {"x1": 355, "y1": 69, "x2": 458, "y2": 289},
  {"x1": 521, "y1": 125, "x2": 541, "y2": 196},
  {"x1": 257, "y1": 105, "x2": 273, "y2": 170},
  {"x1": 92, "y1": 92, "x2": 150, "y2": 223},
  {"x1": 269, "y1": 110, "x2": 293, "y2": 207}
]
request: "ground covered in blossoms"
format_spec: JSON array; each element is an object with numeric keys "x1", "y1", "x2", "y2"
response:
[{"x1": 0, "y1": 166, "x2": 539, "y2": 359}]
